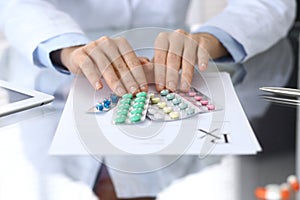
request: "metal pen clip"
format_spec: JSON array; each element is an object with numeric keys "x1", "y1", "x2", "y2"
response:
[{"x1": 259, "y1": 87, "x2": 300, "y2": 97}]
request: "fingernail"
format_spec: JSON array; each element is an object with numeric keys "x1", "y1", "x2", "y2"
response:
[
  {"x1": 140, "y1": 84, "x2": 148, "y2": 92},
  {"x1": 95, "y1": 81, "x2": 103, "y2": 90},
  {"x1": 180, "y1": 82, "x2": 189, "y2": 92},
  {"x1": 156, "y1": 83, "x2": 164, "y2": 92},
  {"x1": 199, "y1": 63, "x2": 207, "y2": 71},
  {"x1": 167, "y1": 81, "x2": 176, "y2": 91},
  {"x1": 116, "y1": 87, "x2": 126, "y2": 96}
]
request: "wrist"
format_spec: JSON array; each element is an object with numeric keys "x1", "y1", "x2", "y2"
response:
[
  {"x1": 193, "y1": 33, "x2": 229, "y2": 59},
  {"x1": 50, "y1": 49, "x2": 63, "y2": 66},
  {"x1": 50, "y1": 46, "x2": 82, "y2": 72}
]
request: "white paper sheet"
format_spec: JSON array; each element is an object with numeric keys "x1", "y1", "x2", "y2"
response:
[{"x1": 50, "y1": 72, "x2": 261, "y2": 155}]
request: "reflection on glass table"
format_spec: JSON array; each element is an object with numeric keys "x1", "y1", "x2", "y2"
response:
[{"x1": 0, "y1": 38, "x2": 297, "y2": 200}]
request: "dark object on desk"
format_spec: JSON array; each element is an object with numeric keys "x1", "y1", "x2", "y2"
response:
[
  {"x1": 234, "y1": 38, "x2": 296, "y2": 155},
  {"x1": 259, "y1": 87, "x2": 300, "y2": 105},
  {"x1": 261, "y1": 95, "x2": 300, "y2": 106},
  {"x1": 260, "y1": 87, "x2": 300, "y2": 98}
]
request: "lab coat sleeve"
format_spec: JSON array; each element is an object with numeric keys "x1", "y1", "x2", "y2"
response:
[
  {"x1": 34, "y1": 33, "x2": 90, "y2": 74},
  {"x1": 193, "y1": 26, "x2": 246, "y2": 62},
  {"x1": 201, "y1": 0, "x2": 296, "y2": 61},
  {"x1": 0, "y1": 0, "x2": 85, "y2": 64}
]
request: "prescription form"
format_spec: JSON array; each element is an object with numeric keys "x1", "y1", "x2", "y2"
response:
[{"x1": 50, "y1": 72, "x2": 261, "y2": 155}]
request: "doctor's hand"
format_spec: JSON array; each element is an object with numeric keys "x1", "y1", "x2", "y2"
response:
[
  {"x1": 52, "y1": 36, "x2": 148, "y2": 96},
  {"x1": 154, "y1": 29, "x2": 229, "y2": 92}
]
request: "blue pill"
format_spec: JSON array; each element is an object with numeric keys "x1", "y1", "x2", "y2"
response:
[
  {"x1": 96, "y1": 103, "x2": 104, "y2": 111},
  {"x1": 110, "y1": 94, "x2": 119, "y2": 104},
  {"x1": 160, "y1": 89, "x2": 169, "y2": 96},
  {"x1": 166, "y1": 93, "x2": 175, "y2": 100},
  {"x1": 103, "y1": 99, "x2": 111, "y2": 108},
  {"x1": 172, "y1": 98, "x2": 181, "y2": 105},
  {"x1": 179, "y1": 102, "x2": 188, "y2": 110}
]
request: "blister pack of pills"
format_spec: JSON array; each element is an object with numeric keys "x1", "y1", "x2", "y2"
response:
[
  {"x1": 146, "y1": 88, "x2": 218, "y2": 122},
  {"x1": 112, "y1": 91, "x2": 150, "y2": 124},
  {"x1": 87, "y1": 93, "x2": 119, "y2": 113},
  {"x1": 177, "y1": 87, "x2": 216, "y2": 111}
]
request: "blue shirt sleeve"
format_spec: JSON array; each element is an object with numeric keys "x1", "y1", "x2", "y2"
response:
[
  {"x1": 34, "y1": 27, "x2": 246, "y2": 75},
  {"x1": 33, "y1": 33, "x2": 90, "y2": 74},
  {"x1": 193, "y1": 26, "x2": 246, "y2": 62}
]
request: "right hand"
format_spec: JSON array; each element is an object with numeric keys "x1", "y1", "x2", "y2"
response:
[{"x1": 52, "y1": 36, "x2": 148, "y2": 96}]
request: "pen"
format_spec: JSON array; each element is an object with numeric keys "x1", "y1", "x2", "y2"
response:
[{"x1": 259, "y1": 87, "x2": 300, "y2": 97}]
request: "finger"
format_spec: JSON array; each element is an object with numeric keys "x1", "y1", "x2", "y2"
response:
[
  {"x1": 138, "y1": 56, "x2": 150, "y2": 65},
  {"x1": 180, "y1": 57, "x2": 195, "y2": 92},
  {"x1": 142, "y1": 61, "x2": 154, "y2": 84},
  {"x1": 99, "y1": 37, "x2": 140, "y2": 94},
  {"x1": 166, "y1": 31, "x2": 184, "y2": 91},
  {"x1": 115, "y1": 37, "x2": 148, "y2": 92},
  {"x1": 180, "y1": 38, "x2": 197, "y2": 92},
  {"x1": 175, "y1": 29, "x2": 188, "y2": 35},
  {"x1": 154, "y1": 32, "x2": 169, "y2": 91},
  {"x1": 97, "y1": 54, "x2": 127, "y2": 96},
  {"x1": 72, "y1": 48, "x2": 103, "y2": 90},
  {"x1": 84, "y1": 38, "x2": 127, "y2": 96},
  {"x1": 137, "y1": 57, "x2": 154, "y2": 84},
  {"x1": 197, "y1": 46, "x2": 209, "y2": 71}
]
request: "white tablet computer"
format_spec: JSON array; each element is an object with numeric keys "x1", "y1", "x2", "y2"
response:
[{"x1": 0, "y1": 80, "x2": 54, "y2": 117}]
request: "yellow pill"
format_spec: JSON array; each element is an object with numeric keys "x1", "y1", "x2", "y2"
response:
[
  {"x1": 157, "y1": 102, "x2": 167, "y2": 109},
  {"x1": 149, "y1": 93, "x2": 155, "y2": 99},
  {"x1": 163, "y1": 106, "x2": 173, "y2": 114},
  {"x1": 169, "y1": 111, "x2": 180, "y2": 119},
  {"x1": 151, "y1": 97, "x2": 160, "y2": 104}
]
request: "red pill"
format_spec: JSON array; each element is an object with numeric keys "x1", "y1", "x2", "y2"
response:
[
  {"x1": 200, "y1": 100, "x2": 208, "y2": 106},
  {"x1": 207, "y1": 104, "x2": 215, "y2": 110},
  {"x1": 194, "y1": 95, "x2": 202, "y2": 101},
  {"x1": 188, "y1": 92, "x2": 197, "y2": 97},
  {"x1": 287, "y1": 175, "x2": 300, "y2": 191}
]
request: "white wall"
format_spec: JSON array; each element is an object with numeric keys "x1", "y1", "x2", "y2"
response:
[{"x1": 0, "y1": 32, "x2": 8, "y2": 54}]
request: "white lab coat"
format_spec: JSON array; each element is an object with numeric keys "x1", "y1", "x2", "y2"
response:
[
  {"x1": 0, "y1": 0, "x2": 296, "y2": 199},
  {"x1": 0, "y1": 0, "x2": 296, "y2": 63}
]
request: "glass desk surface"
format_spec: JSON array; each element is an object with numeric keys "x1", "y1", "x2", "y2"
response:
[{"x1": 0, "y1": 38, "x2": 297, "y2": 200}]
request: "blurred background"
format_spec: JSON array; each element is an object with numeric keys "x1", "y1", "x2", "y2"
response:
[
  {"x1": 0, "y1": 0, "x2": 228, "y2": 48},
  {"x1": 1, "y1": 1, "x2": 300, "y2": 199}
]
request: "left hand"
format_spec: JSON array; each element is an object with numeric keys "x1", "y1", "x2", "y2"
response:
[{"x1": 153, "y1": 29, "x2": 229, "y2": 92}]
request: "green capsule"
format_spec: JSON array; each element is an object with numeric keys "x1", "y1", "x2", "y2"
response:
[
  {"x1": 122, "y1": 93, "x2": 133, "y2": 99},
  {"x1": 130, "y1": 108, "x2": 143, "y2": 115},
  {"x1": 134, "y1": 97, "x2": 146, "y2": 103},
  {"x1": 120, "y1": 98, "x2": 132, "y2": 105},
  {"x1": 114, "y1": 115, "x2": 127, "y2": 124},
  {"x1": 132, "y1": 102, "x2": 145, "y2": 109},
  {"x1": 118, "y1": 104, "x2": 130, "y2": 110},
  {"x1": 136, "y1": 91, "x2": 147, "y2": 98},
  {"x1": 130, "y1": 114, "x2": 142, "y2": 122},
  {"x1": 117, "y1": 109, "x2": 128, "y2": 116}
]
